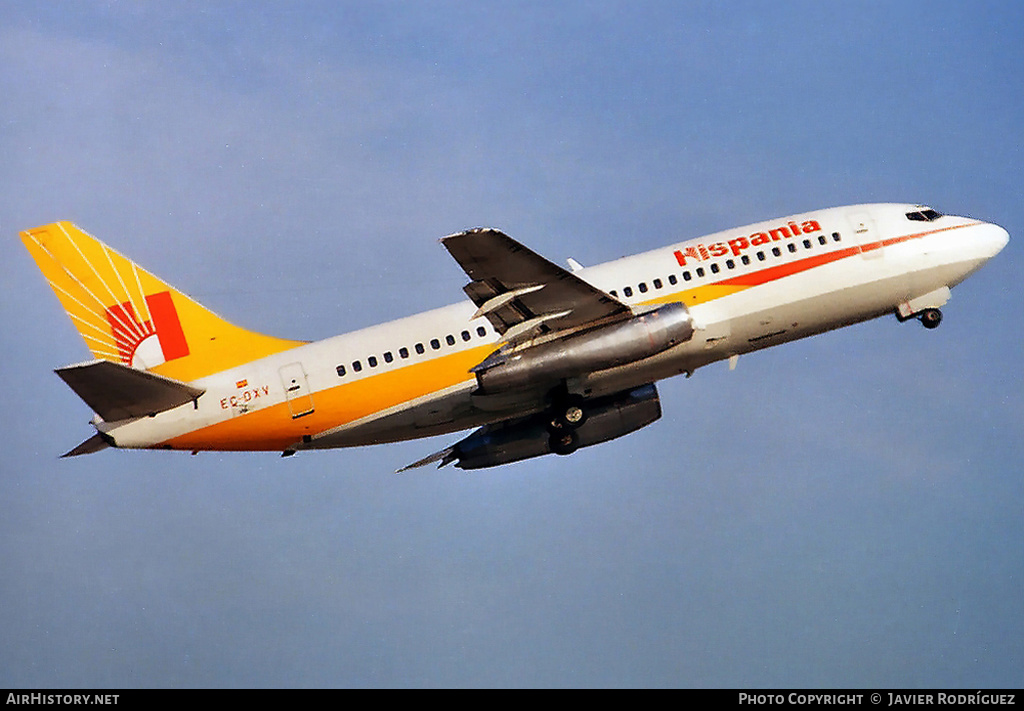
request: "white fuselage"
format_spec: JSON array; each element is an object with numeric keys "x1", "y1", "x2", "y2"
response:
[{"x1": 101, "y1": 203, "x2": 1009, "y2": 453}]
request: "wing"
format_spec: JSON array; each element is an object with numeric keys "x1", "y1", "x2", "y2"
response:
[
  {"x1": 398, "y1": 383, "x2": 663, "y2": 472},
  {"x1": 441, "y1": 228, "x2": 630, "y2": 344}
]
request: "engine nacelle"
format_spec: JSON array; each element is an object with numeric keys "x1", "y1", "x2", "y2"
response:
[
  {"x1": 452, "y1": 383, "x2": 661, "y2": 470},
  {"x1": 475, "y1": 302, "x2": 693, "y2": 393}
]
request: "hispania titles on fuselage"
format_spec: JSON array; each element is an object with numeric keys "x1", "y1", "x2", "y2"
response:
[{"x1": 674, "y1": 220, "x2": 823, "y2": 266}]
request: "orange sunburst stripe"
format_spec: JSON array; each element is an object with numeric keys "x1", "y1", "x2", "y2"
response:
[{"x1": 715, "y1": 245, "x2": 862, "y2": 288}]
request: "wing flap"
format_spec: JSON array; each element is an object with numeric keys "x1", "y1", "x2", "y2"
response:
[
  {"x1": 55, "y1": 359, "x2": 205, "y2": 422},
  {"x1": 442, "y1": 228, "x2": 629, "y2": 339}
]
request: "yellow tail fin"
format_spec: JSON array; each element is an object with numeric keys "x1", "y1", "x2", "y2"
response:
[{"x1": 20, "y1": 222, "x2": 306, "y2": 382}]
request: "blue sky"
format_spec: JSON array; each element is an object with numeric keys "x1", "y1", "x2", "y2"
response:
[{"x1": 1, "y1": 1, "x2": 1021, "y2": 688}]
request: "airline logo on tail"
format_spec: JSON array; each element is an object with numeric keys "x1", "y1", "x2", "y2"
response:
[
  {"x1": 105, "y1": 291, "x2": 189, "y2": 369},
  {"x1": 21, "y1": 221, "x2": 307, "y2": 382}
]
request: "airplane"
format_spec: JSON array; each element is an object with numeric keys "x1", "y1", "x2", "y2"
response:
[{"x1": 20, "y1": 203, "x2": 1008, "y2": 470}]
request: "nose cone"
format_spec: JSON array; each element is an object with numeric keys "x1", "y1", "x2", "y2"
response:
[{"x1": 979, "y1": 221, "x2": 1010, "y2": 259}]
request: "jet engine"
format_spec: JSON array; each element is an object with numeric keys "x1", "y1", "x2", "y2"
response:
[
  {"x1": 473, "y1": 302, "x2": 694, "y2": 393},
  {"x1": 448, "y1": 383, "x2": 661, "y2": 469}
]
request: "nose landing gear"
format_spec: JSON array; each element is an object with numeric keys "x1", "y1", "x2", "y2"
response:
[
  {"x1": 919, "y1": 308, "x2": 943, "y2": 329},
  {"x1": 896, "y1": 288, "x2": 950, "y2": 329}
]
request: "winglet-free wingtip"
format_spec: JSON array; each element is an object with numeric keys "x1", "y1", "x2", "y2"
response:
[
  {"x1": 396, "y1": 446, "x2": 457, "y2": 473},
  {"x1": 441, "y1": 227, "x2": 505, "y2": 241}
]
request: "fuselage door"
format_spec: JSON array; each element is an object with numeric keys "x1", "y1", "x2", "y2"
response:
[
  {"x1": 848, "y1": 211, "x2": 883, "y2": 260},
  {"x1": 279, "y1": 362, "x2": 315, "y2": 419}
]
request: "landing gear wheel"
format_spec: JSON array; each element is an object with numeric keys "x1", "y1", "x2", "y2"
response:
[
  {"x1": 563, "y1": 403, "x2": 585, "y2": 426},
  {"x1": 920, "y1": 308, "x2": 942, "y2": 329},
  {"x1": 549, "y1": 429, "x2": 580, "y2": 456},
  {"x1": 548, "y1": 394, "x2": 587, "y2": 432}
]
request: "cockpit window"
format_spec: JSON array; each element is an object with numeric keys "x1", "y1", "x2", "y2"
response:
[{"x1": 906, "y1": 208, "x2": 944, "y2": 222}]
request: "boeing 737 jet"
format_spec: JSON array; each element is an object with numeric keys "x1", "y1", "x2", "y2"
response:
[{"x1": 20, "y1": 203, "x2": 1008, "y2": 470}]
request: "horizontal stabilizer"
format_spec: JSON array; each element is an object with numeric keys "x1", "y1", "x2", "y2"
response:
[
  {"x1": 56, "y1": 359, "x2": 205, "y2": 422},
  {"x1": 61, "y1": 433, "x2": 112, "y2": 458}
]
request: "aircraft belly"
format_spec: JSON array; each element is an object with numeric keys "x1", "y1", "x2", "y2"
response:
[
  {"x1": 907, "y1": 253, "x2": 989, "y2": 294},
  {"x1": 724, "y1": 257, "x2": 979, "y2": 355},
  {"x1": 302, "y1": 383, "x2": 492, "y2": 449},
  {"x1": 581, "y1": 253, "x2": 980, "y2": 396}
]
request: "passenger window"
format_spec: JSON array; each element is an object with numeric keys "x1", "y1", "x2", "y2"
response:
[
  {"x1": 832, "y1": 232, "x2": 841, "y2": 242},
  {"x1": 336, "y1": 364, "x2": 346, "y2": 377},
  {"x1": 610, "y1": 290, "x2": 617, "y2": 297},
  {"x1": 787, "y1": 244, "x2": 797, "y2": 253},
  {"x1": 623, "y1": 286, "x2": 633, "y2": 297},
  {"x1": 476, "y1": 326, "x2": 487, "y2": 337},
  {"x1": 696, "y1": 267, "x2": 705, "y2": 278},
  {"x1": 710, "y1": 263, "x2": 719, "y2": 274},
  {"x1": 368, "y1": 356, "x2": 378, "y2": 367},
  {"x1": 415, "y1": 343, "x2": 425, "y2": 355},
  {"x1": 757, "y1": 251, "x2": 766, "y2": 261},
  {"x1": 384, "y1": 352, "x2": 393, "y2": 363},
  {"x1": 461, "y1": 330, "x2": 471, "y2": 342},
  {"x1": 668, "y1": 274, "x2": 677, "y2": 285},
  {"x1": 682, "y1": 272, "x2": 691, "y2": 281},
  {"x1": 818, "y1": 235, "x2": 827, "y2": 245},
  {"x1": 399, "y1": 347, "x2": 409, "y2": 359},
  {"x1": 726, "y1": 259, "x2": 735, "y2": 269},
  {"x1": 803, "y1": 239, "x2": 812, "y2": 249},
  {"x1": 352, "y1": 360, "x2": 362, "y2": 373},
  {"x1": 653, "y1": 278, "x2": 662, "y2": 289},
  {"x1": 772, "y1": 247, "x2": 781, "y2": 257},
  {"x1": 638, "y1": 282, "x2": 648, "y2": 293},
  {"x1": 430, "y1": 339, "x2": 440, "y2": 350},
  {"x1": 741, "y1": 255, "x2": 750, "y2": 265},
  {"x1": 446, "y1": 334, "x2": 455, "y2": 346}
]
